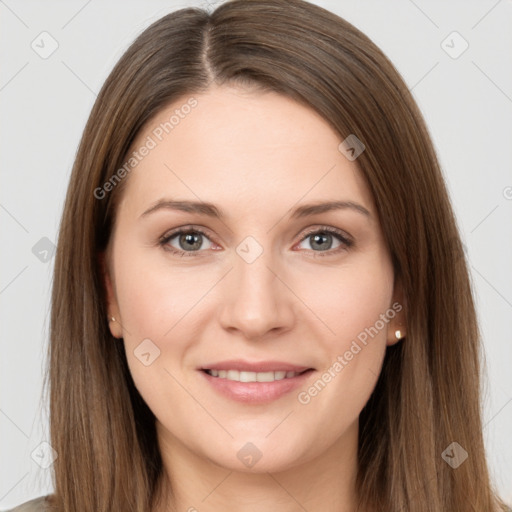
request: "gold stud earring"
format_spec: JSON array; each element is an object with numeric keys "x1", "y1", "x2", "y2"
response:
[
  {"x1": 395, "y1": 329, "x2": 403, "y2": 339},
  {"x1": 109, "y1": 316, "x2": 116, "y2": 323}
]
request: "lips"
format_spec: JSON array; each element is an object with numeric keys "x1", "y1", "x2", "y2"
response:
[{"x1": 199, "y1": 360, "x2": 315, "y2": 404}]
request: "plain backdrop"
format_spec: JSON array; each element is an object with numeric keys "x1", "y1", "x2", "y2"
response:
[{"x1": 1, "y1": 0, "x2": 511, "y2": 508}]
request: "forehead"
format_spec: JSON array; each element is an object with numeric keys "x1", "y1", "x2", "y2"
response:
[{"x1": 118, "y1": 85, "x2": 374, "y2": 220}]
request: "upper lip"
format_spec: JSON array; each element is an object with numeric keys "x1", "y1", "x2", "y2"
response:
[{"x1": 200, "y1": 360, "x2": 313, "y2": 373}]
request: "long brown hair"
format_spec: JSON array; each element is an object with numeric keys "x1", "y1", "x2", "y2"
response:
[{"x1": 46, "y1": 0, "x2": 509, "y2": 510}]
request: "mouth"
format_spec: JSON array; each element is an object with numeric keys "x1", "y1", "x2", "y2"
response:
[
  {"x1": 202, "y1": 368, "x2": 312, "y2": 382},
  {"x1": 199, "y1": 361, "x2": 315, "y2": 404}
]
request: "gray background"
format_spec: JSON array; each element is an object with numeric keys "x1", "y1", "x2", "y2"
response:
[{"x1": 1, "y1": 0, "x2": 511, "y2": 508}]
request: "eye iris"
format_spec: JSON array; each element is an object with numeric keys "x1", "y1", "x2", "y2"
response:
[
  {"x1": 180, "y1": 232, "x2": 202, "y2": 251},
  {"x1": 310, "y1": 232, "x2": 332, "y2": 250}
]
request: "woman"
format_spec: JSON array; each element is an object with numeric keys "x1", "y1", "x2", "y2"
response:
[{"x1": 8, "y1": 0, "x2": 510, "y2": 510}]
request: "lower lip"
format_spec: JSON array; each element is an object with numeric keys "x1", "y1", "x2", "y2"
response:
[{"x1": 200, "y1": 369, "x2": 315, "y2": 404}]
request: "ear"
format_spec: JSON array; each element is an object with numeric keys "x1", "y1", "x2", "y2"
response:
[
  {"x1": 387, "y1": 275, "x2": 407, "y2": 346},
  {"x1": 99, "y1": 251, "x2": 123, "y2": 339}
]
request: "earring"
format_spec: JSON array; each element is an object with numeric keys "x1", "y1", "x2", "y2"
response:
[
  {"x1": 395, "y1": 329, "x2": 403, "y2": 340},
  {"x1": 109, "y1": 316, "x2": 116, "y2": 323}
]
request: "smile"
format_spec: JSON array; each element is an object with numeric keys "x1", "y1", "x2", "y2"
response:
[
  {"x1": 200, "y1": 364, "x2": 315, "y2": 404},
  {"x1": 204, "y1": 369, "x2": 307, "y2": 382}
]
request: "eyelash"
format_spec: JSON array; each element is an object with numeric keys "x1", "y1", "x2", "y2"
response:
[{"x1": 158, "y1": 225, "x2": 354, "y2": 258}]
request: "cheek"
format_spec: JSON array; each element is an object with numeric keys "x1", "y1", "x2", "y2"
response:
[
  {"x1": 299, "y1": 252, "x2": 394, "y2": 349},
  {"x1": 293, "y1": 253, "x2": 394, "y2": 411},
  {"x1": 113, "y1": 243, "x2": 211, "y2": 341},
  {"x1": 112, "y1": 242, "x2": 225, "y2": 399}
]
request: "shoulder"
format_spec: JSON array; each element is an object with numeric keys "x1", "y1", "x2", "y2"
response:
[{"x1": 3, "y1": 495, "x2": 51, "y2": 512}]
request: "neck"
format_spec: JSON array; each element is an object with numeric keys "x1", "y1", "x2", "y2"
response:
[{"x1": 152, "y1": 420, "x2": 360, "y2": 512}]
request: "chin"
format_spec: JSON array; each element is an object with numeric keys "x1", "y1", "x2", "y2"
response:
[{"x1": 201, "y1": 436, "x2": 312, "y2": 474}]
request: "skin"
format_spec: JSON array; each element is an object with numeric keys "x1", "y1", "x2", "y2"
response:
[{"x1": 103, "y1": 84, "x2": 406, "y2": 512}]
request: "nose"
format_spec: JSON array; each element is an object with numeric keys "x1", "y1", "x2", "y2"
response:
[{"x1": 218, "y1": 247, "x2": 296, "y2": 341}]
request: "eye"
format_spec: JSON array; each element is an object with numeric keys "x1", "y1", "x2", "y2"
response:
[
  {"x1": 295, "y1": 226, "x2": 353, "y2": 256},
  {"x1": 159, "y1": 227, "x2": 216, "y2": 256},
  {"x1": 158, "y1": 225, "x2": 353, "y2": 258}
]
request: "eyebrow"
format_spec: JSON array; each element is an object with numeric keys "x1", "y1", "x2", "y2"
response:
[{"x1": 140, "y1": 199, "x2": 371, "y2": 220}]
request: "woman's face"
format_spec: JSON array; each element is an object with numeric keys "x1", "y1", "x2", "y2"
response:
[{"x1": 104, "y1": 84, "x2": 404, "y2": 473}]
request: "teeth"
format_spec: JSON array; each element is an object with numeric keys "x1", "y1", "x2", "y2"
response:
[
  {"x1": 227, "y1": 370, "x2": 239, "y2": 381},
  {"x1": 206, "y1": 369, "x2": 302, "y2": 382}
]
